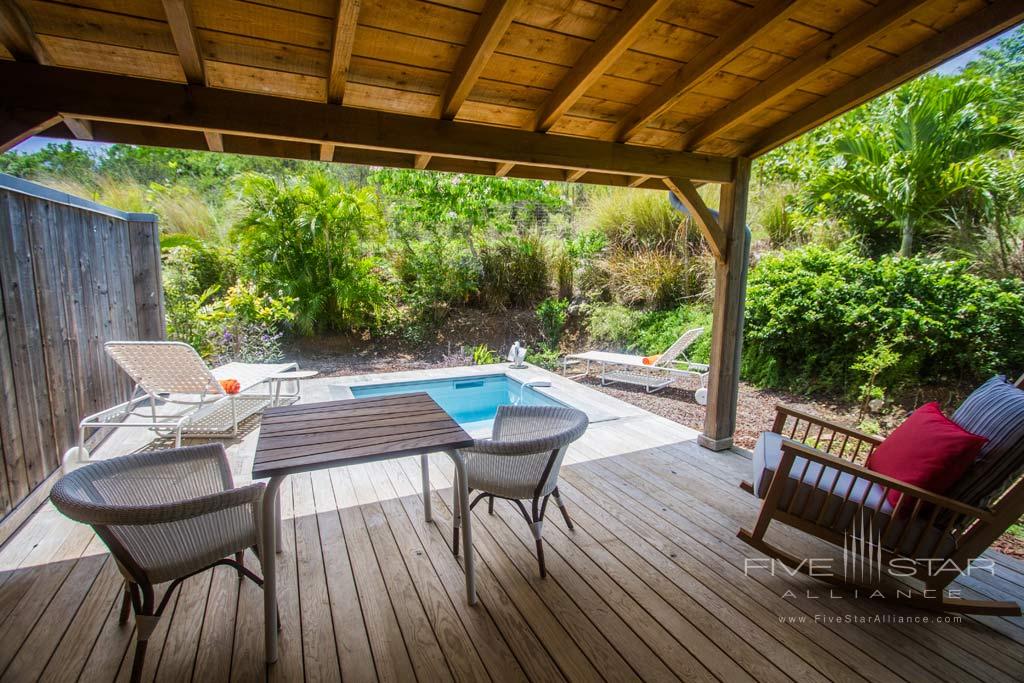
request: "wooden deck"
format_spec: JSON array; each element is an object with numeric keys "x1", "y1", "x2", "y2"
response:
[{"x1": 2, "y1": 367, "x2": 1023, "y2": 682}]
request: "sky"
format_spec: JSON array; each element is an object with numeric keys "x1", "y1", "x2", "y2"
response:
[{"x1": 10, "y1": 30, "x2": 1012, "y2": 156}]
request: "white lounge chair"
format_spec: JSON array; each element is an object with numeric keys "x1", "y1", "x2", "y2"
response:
[
  {"x1": 564, "y1": 327, "x2": 709, "y2": 402},
  {"x1": 68, "y1": 341, "x2": 301, "y2": 466}
]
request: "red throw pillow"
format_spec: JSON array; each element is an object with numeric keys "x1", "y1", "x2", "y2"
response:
[{"x1": 866, "y1": 402, "x2": 987, "y2": 508}]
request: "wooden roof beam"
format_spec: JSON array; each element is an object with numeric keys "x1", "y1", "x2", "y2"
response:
[
  {"x1": 530, "y1": 0, "x2": 673, "y2": 132},
  {"x1": 161, "y1": 0, "x2": 204, "y2": 84},
  {"x1": 746, "y1": 0, "x2": 1024, "y2": 157},
  {"x1": 681, "y1": 0, "x2": 930, "y2": 150},
  {"x1": 327, "y1": 0, "x2": 361, "y2": 105},
  {"x1": 663, "y1": 177, "x2": 725, "y2": 261},
  {"x1": 0, "y1": 1, "x2": 87, "y2": 141},
  {"x1": 607, "y1": 0, "x2": 800, "y2": 143},
  {"x1": 320, "y1": 143, "x2": 335, "y2": 162},
  {"x1": 1, "y1": 110, "x2": 62, "y2": 153},
  {"x1": 440, "y1": 0, "x2": 520, "y2": 120},
  {"x1": 0, "y1": 63, "x2": 736, "y2": 183}
]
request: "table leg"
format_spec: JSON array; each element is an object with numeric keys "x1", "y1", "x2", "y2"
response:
[
  {"x1": 446, "y1": 450, "x2": 476, "y2": 605},
  {"x1": 421, "y1": 453, "x2": 432, "y2": 523},
  {"x1": 261, "y1": 476, "x2": 284, "y2": 664}
]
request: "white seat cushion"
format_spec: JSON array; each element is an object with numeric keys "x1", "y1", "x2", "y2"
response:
[{"x1": 752, "y1": 432, "x2": 957, "y2": 557}]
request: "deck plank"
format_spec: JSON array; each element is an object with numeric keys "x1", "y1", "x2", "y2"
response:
[{"x1": 4, "y1": 371, "x2": 1024, "y2": 683}]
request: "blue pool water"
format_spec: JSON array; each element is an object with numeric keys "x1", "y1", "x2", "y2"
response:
[{"x1": 348, "y1": 374, "x2": 563, "y2": 430}]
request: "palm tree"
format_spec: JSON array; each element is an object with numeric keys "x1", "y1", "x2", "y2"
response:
[{"x1": 810, "y1": 76, "x2": 1013, "y2": 256}]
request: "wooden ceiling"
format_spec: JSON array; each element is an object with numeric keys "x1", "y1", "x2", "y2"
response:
[{"x1": 1, "y1": 0, "x2": 1021, "y2": 188}]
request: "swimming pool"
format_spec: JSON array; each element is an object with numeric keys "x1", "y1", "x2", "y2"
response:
[{"x1": 346, "y1": 374, "x2": 565, "y2": 433}]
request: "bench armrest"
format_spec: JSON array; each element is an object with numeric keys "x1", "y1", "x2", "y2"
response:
[{"x1": 776, "y1": 438, "x2": 993, "y2": 523}]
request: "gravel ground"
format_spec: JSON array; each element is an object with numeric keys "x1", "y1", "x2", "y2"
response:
[{"x1": 285, "y1": 342, "x2": 1023, "y2": 560}]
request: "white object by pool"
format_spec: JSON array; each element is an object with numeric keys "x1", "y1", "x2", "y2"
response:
[{"x1": 339, "y1": 374, "x2": 565, "y2": 435}]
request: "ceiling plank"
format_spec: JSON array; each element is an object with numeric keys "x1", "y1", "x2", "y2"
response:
[
  {"x1": 0, "y1": 62, "x2": 736, "y2": 183},
  {"x1": 440, "y1": 0, "x2": 520, "y2": 120},
  {"x1": 607, "y1": 0, "x2": 800, "y2": 143},
  {"x1": 682, "y1": 0, "x2": 931, "y2": 150},
  {"x1": 746, "y1": 0, "x2": 1024, "y2": 157},
  {"x1": 161, "y1": 0, "x2": 204, "y2": 84},
  {"x1": 530, "y1": 0, "x2": 673, "y2": 132},
  {"x1": 663, "y1": 177, "x2": 725, "y2": 261},
  {"x1": 0, "y1": 0, "x2": 97, "y2": 139},
  {"x1": 327, "y1": 0, "x2": 361, "y2": 104}
]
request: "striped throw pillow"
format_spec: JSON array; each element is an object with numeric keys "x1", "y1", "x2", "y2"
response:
[{"x1": 948, "y1": 376, "x2": 1024, "y2": 508}]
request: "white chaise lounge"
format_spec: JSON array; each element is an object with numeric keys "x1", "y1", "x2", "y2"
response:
[
  {"x1": 564, "y1": 327, "x2": 709, "y2": 403},
  {"x1": 67, "y1": 341, "x2": 303, "y2": 467}
]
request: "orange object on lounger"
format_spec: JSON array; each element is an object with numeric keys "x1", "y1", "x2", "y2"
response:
[
  {"x1": 219, "y1": 378, "x2": 241, "y2": 395},
  {"x1": 642, "y1": 355, "x2": 660, "y2": 365}
]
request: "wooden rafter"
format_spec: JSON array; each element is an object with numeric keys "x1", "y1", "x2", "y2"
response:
[
  {"x1": 0, "y1": 63, "x2": 736, "y2": 183},
  {"x1": 319, "y1": 143, "x2": 335, "y2": 162},
  {"x1": 494, "y1": 162, "x2": 515, "y2": 177},
  {"x1": 413, "y1": 154, "x2": 431, "y2": 170},
  {"x1": 681, "y1": 0, "x2": 930, "y2": 150},
  {"x1": 161, "y1": 0, "x2": 204, "y2": 84},
  {"x1": 327, "y1": 0, "x2": 361, "y2": 105},
  {"x1": 662, "y1": 177, "x2": 725, "y2": 262},
  {"x1": 204, "y1": 131, "x2": 223, "y2": 152},
  {"x1": 0, "y1": 109, "x2": 62, "y2": 153},
  {"x1": 440, "y1": 0, "x2": 520, "y2": 120},
  {"x1": 63, "y1": 117, "x2": 93, "y2": 141},
  {"x1": 530, "y1": 0, "x2": 672, "y2": 133},
  {"x1": 607, "y1": 0, "x2": 800, "y2": 143},
  {"x1": 746, "y1": 0, "x2": 1024, "y2": 157},
  {"x1": 629, "y1": 176, "x2": 649, "y2": 188}
]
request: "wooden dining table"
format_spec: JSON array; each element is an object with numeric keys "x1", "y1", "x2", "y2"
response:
[{"x1": 251, "y1": 392, "x2": 475, "y2": 664}]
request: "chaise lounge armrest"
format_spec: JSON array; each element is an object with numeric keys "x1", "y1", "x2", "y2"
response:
[
  {"x1": 773, "y1": 437, "x2": 994, "y2": 524},
  {"x1": 772, "y1": 404, "x2": 884, "y2": 446}
]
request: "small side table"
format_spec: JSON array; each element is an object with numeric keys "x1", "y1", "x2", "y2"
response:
[{"x1": 268, "y1": 369, "x2": 319, "y2": 406}]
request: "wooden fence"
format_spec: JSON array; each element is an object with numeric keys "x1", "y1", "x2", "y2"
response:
[{"x1": 0, "y1": 174, "x2": 164, "y2": 524}]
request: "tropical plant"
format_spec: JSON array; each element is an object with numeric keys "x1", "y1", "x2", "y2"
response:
[
  {"x1": 805, "y1": 76, "x2": 1017, "y2": 256},
  {"x1": 471, "y1": 344, "x2": 500, "y2": 365},
  {"x1": 233, "y1": 172, "x2": 388, "y2": 334},
  {"x1": 536, "y1": 297, "x2": 569, "y2": 345},
  {"x1": 585, "y1": 187, "x2": 680, "y2": 252}
]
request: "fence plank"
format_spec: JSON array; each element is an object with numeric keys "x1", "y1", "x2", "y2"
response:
[{"x1": 0, "y1": 178, "x2": 161, "y2": 519}]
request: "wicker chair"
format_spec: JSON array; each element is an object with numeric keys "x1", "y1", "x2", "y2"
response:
[
  {"x1": 452, "y1": 405, "x2": 589, "y2": 577},
  {"x1": 50, "y1": 444, "x2": 267, "y2": 682}
]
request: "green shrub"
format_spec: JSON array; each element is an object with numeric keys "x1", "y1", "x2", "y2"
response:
[
  {"x1": 585, "y1": 188, "x2": 680, "y2": 252},
  {"x1": 603, "y1": 250, "x2": 686, "y2": 308},
  {"x1": 528, "y1": 346, "x2": 562, "y2": 371},
  {"x1": 743, "y1": 246, "x2": 1024, "y2": 395},
  {"x1": 584, "y1": 302, "x2": 711, "y2": 362},
  {"x1": 478, "y1": 234, "x2": 549, "y2": 308},
  {"x1": 632, "y1": 306, "x2": 712, "y2": 363},
  {"x1": 536, "y1": 297, "x2": 569, "y2": 345},
  {"x1": 162, "y1": 243, "x2": 237, "y2": 297},
  {"x1": 393, "y1": 237, "x2": 478, "y2": 324},
  {"x1": 585, "y1": 303, "x2": 640, "y2": 348},
  {"x1": 471, "y1": 344, "x2": 500, "y2": 365},
  {"x1": 164, "y1": 279, "x2": 295, "y2": 362}
]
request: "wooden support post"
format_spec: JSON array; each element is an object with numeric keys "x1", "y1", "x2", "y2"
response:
[{"x1": 699, "y1": 157, "x2": 751, "y2": 451}]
